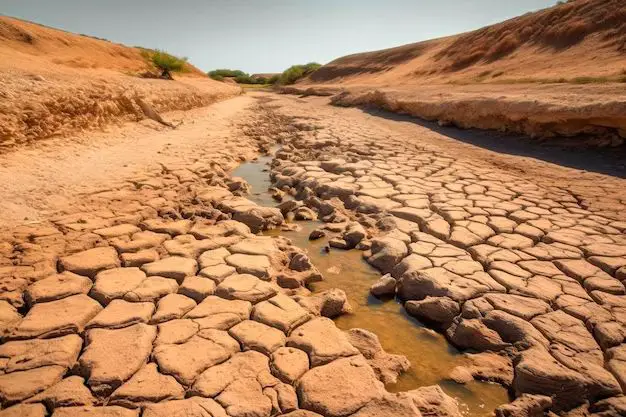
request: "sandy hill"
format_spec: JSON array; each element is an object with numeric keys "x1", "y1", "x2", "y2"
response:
[
  {"x1": 307, "y1": 0, "x2": 626, "y2": 86},
  {"x1": 0, "y1": 16, "x2": 239, "y2": 150},
  {"x1": 287, "y1": 0, "x2": 626, "y2": 146}
]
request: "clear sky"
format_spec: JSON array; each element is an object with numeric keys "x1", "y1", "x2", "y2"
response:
[{"x1": 1, "y1": 0, "x2": 556, "y2": 74}]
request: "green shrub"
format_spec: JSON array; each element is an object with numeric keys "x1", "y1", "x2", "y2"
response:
[
  {"x1": 209, "y1": 69, "x2": 247, "y2": 80},
  {"x1": 148, "y1": 50, "x2": 188, "y2": 73},
  {"x1": 276, "y1": 62, "x2": 321, "y2": 85}
]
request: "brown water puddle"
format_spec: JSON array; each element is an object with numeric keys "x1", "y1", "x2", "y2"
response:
[{"x1": 233, "y1": 155, "x2": 510, "y2": 417}]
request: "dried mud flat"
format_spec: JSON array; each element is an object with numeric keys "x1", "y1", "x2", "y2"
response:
[{"x1": 1, "y1": 92, "x2": 626, "y2": 417}]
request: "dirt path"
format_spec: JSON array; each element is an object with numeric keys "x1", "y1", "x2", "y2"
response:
[
  {"x1": 1, "y1": 92, "x2": 626, "y2": 417},
  {"x1": 0, "y1": 95, "x2": 255, "y2": 226}
]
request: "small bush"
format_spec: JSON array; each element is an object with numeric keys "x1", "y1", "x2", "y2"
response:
[
  {"x1": 276, "y1": 62, "x2": 322, "y2": 85},
  {"x1": 149, "y1": 50, "x2": 188, "y2": 73},
  {"x1": 208, "y1": 69, "x2": 246, "y2": 80}
]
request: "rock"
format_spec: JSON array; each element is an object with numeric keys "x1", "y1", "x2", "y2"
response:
[
  {"x1": 216, "y1": 274, "x2": 277, "y2": 304},
  {"x1": 0, "y1": 334, "x2": 82, "y2": 373},
  {"x1": 123, "y1": 276, "x2": 178, "y2": 302},
  {"x1": 289, "y1": 253, "x2": 314, "y2": 272},
  {"x1": 495, "y1": 394, "x2": 552, "y2": 417},
  {"x1": 151, "y1": 293, "x2": 196, "y2": 323},
  {"x1": 141, "y1": 256, "x2": 198, "y2": 283},
  {"x1": 328, "y1": 238, "x2": 349, "y2": 250},
  {"x1": 178, "y1": 276, "x2": 216, "y2": 302},
  {"x1": 271, "y1": 347, "x2": 310, "y2": 384},
  {"x1": 59, "y1": 247, "x2": 120, "y2": 278},
  {"x1": 287, "y1": 317, "x2": 359, "y2": 366},
  {"x1": 295, "y1": 288, "x2": 352, "y2": 318},
  {"x1": 0, "y1": 404, "x2": 47, "y2": 417},
  {"x1": 142, "y1": 397, "x2": 228, "y2": 417},
  {"x1": 142, "y1": 219, "x2": 192, "y2": 236},
  {"x1": 10, "y1": 294, "x2": 102, "y2": 339},
  {"x1": 406, "y1": 385, "x2": 462, "y2": 417},
  {"x1": 0, "y1": 365, "x2": 65, "y2": 404},
  {"x1": 51, "y1": 406, "x2": 140, "y2": 416},
  {"x1": 86, "y1": 299, "x2": 154, "y2": 329},
  {"x1": 24, "y1": 272, "x2": 92, "y2": 306},
  {"x1": 446, "y1": 318, "x2": 509, "y2": 351},
  {"x1": 297, "y1": 355, "x2": 385, "y2": 417},
  {"x1": 94, "y1": 224, "x2": 140, "y2": 238},
  {"x1": 121, "y1": 249, "x2": 159, "y2": 267},
  {"x1": 252, "y1": 294, "x2": 311, "y2": 334},
  {"x1": 343, "y1": 222, "x2": 367, "y2": 248},
  {"x1": 0, "y1": 301, "x2": 21, "y2": 338},
  {"x1": 153, "y1": 336, "x2": 233, "y2": 385},
  {"x1": 90, "y1": 267, "x2": 147, "y2": 305},
  {"x1": 79, "y1": 323, "x2": 157, "y2": 395},
  {"x1": 226, "y1": 254, "x2": 271, "y2": 279},
  {"x1": 350, "y1": 394, "x2": 421, "y2": 417},
  {"x1": 308, "y1": 229, "x2": 326, "y2": 240},
  {"x1": 404, "y1": 296, "x2": 460, "y2": 326},
  {"x1": 25, "y1": 376, "x2": 96, "y2": 408},
  {"x1": 344, "y1": 328, "x2": 410, "y2": 384},
  {"x1": 455, "y1": 352, "x2": 513, "y2": 385},
  {"x1": 109, "y1": 363, "x2": 184, "y2": 407},
  {"x1": 199, "y1": 264, "x2": 237, "y2": 283},
  {"x1": 370, "y1": 274, "x2": 397, "y2": 297},
  {"x1": 229, "y1": 320, "x2": 286, "y2": 355},
  {"x1": 367, "y1": 237, "x2": 408, "y2": 273},
  {"x1": 294, "y1": 206, "x2": 317, "y2": 221}
]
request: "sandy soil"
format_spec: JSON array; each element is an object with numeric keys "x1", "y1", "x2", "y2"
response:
[{"x1": 0, "y1": 16, "x2": 240, "y2": 150}]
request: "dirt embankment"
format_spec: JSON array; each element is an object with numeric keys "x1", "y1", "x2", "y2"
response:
[
  {"x1": 0, "y1": 16, "x2": 241, "y2": 150},
  {"x1": 286, "y1": 0, "x2": 626, "y2": 146}
]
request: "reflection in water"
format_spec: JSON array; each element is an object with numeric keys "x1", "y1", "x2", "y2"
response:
[{"x1": 233, "y1": 155, "x2": 510, "y2": 417}]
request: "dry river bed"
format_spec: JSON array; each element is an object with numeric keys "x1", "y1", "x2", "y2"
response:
[{"x1": 0, "y1": 92, "x2": 625, "y2": 417}]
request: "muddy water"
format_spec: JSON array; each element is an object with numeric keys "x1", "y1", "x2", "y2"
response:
[{"x1": 233, "y1": 155, "x2": 510, "y2": 417}]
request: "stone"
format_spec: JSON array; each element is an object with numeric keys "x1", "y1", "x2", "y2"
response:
[
  {"x1": 252, "y1": 294, "x2": 311, "y2": 334},
  {"x1": 142, "y1": 397, "x2": 228, "y2": 417},
  {"x1": 25, "y1": 376, "x2": 96, "y2": 408},
  {"x1": 25, "y1": 272, "x2": 92, "y2": 306},
  {"x1": 141, "y1": 256, "x2": 198, "y2": 283},
  {"x1": 350, "y1": 394, "x2": 421, "y2": 417},
  {"x1": 0, "y1": 301, "x2": 21, "y2": 337},
  {"x1": 90, "y1": 267, "x2": 147, "y2": 305},
  {"x1": 199, "y1": 264, "x2": 237, "y2": 283},
  {"x1": 344, "y1": 328, "x2": 410, "y2": 384},
  {"x1": 216, "y1": 274, "x2": 277, "y2": 304},
  {"x1": 142, "y1": 219, "x2": 192, "y2": 236},
  {"x1": 370, "y1": 274, "x2": 397, "y2": 297},
  {"x1": 0, "y1": 404, "x2": 47, "y2": 417},
  {"x1": 51, "y1": 406, "x2": 139, "y2": 416},
  {"x1": 59, "y1": 247, "x2": 120, "y2": 278},
  {"x1": 0, "y1": 334, "x2": 82, "y2": 373},
  {"x1": 10, "y1": 294, "x2": 102, "y2": 339},
  {"x1": 405, "y1": 296, "x2": 460, "y2": 326},
  {"x1": 343, "y1": 222, "x2": 367, "y2": 248},
  {"x1": 287, "y1": 317, "x2": 359, "y2": 366},
  {"x1": 178, "y1": 276, "x2": 216, "y2": 302},
  {"x1": 367, "y1": 237, "x2": 408, "y2": 273},
  {"x1": 406, "y1": 385, "x2": 462, "y2": 417},
  {"x1": 495, "y1": 394, "x2": 552, "y2": 417},
  {"x1": 121, "y1": 249, "x2": 159, "y2": 267},
  {"x1": 151, "y1": 293, "x2": 196, "y2": 323},
  {"x1": 123, "y1": 276, "x2": 178, "y2": 302},
  {"x1": 271, "y1": 347, "x2": 310, "y2": 384},
  {"x1": 297, "y1": 355, "x2": 385, "y2": 417},
  {"x1": 198, "y1": 247, "x2": 231, "y2": 268},
  {"x1": 0, "y1": 365, "x2": 65, "y2": 404},
  {"x1": 185, "y1": 295, "x2": 252, "y2": 326},
  {"x1": 226, "y1": 254, "x2": 271, "y2": 279},
  {"x1": 295, "y1": 288, "x2": 351, "y2": 318},
  {"x1": 109, "y1": 363, "x2": 185, "y2": 407},
  {"x1": 229, "y1": 320, "x2": 286, "y2": 355},
  {"x1": 86, "y1": 299, "x2": 154, "y2": 329},
  {"x1": 79, "y1": 323, "x2": 157, "y2": 395},
  {"x1": 153, "y1": 336, "x2": 232, "y2": 385},
  {"x1": 94, "y1": 224, "x2": 140, "y2": 238}
]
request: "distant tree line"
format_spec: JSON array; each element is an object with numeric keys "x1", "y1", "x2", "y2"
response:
[{"x1": 208, "y1": 62, "x2": 321, "y2": 85}]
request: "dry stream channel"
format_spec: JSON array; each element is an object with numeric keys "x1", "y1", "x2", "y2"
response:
[{"x1": 233, "y1": 151, "x2": 510, "y2": 417}]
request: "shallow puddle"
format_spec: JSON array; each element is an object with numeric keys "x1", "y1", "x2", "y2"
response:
[{"x1": 233, "y1": 155, "x2": 510, "y2": 417}]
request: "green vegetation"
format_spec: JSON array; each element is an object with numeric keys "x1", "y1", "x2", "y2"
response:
[
  {"x1": 140, "y1": 49, "x2": 188, "y2": 77},
  {"x1": 276, "y1": 62, "x2": 321, "y2": 85},
  {"x1": 207, "y1": 62, "x2": 322, "y2": 86}
]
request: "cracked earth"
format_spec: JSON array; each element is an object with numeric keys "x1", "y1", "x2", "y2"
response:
[{"x1": 0, "y1": 92, "x2": 625, "y2": 417}]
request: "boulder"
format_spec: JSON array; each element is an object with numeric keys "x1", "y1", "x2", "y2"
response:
[{"x1": 369, "y1": 274, "x2": 397, "y2": 297}]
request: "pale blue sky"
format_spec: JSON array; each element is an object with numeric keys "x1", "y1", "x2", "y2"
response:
[{"x1": 1, "y1": 0, "x2": 556, "y2": 73}]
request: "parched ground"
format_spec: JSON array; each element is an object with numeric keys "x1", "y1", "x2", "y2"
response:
[{"x1": 0, "y1": 91, "x2": 625, "y2": 417}]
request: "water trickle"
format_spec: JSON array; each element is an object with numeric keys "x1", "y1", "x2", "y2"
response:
[{"x1": 233, "y1": 153, "x2": 510, "y2": 417}]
